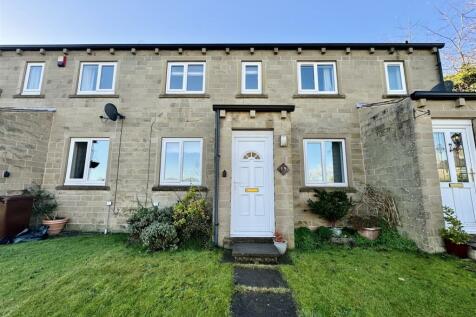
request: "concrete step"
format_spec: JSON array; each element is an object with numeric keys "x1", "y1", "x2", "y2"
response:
[
  {"x1": 231, "y1": 237, "x2": 274, "y2": 244},
  {"x1": 232, "y1": 242, "x2": 280, "y2": 264}
]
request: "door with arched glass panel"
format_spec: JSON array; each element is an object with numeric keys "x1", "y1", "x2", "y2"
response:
[{"x1": 433, "y1": 120, "x2": 476, "y2": 233}]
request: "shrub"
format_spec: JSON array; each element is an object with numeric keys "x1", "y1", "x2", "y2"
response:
[
  {"x1": 440, "y1": 206, "x2": 470, "y2": 245},
  {"x1": 139, "y1": 221, "x2": 178, "y2": 251},
  {"x1": 295, "y1": 227, "x2": 319, "y2": 250},
  {"x1": 24, "y1": 185, "x2": 58, "y2": 222},
  {"x1": 173, "y1": 187, "x2": 211, "y2": 245},
  {"x1": 314, "y1": 226, "x2": 334, "y2": 242},
  {"x1": 127, "y1": 204, "x2": 178, "y2": 251},
  {"x1": 354, "y1": 225, "x2": 418, "y2": 251},
  {"x1": 307, "y1": 190, "x2": 353, "y2": 226}
]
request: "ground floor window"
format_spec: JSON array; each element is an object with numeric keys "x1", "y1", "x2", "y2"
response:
[
  {"x1": 65, "y1": 138, "x2": 110, "y2": 186},
  {"x1": 303, "y1": 139, "x2": 347, "y2": 187},
  {"x1": 160, "y1": 138, "x2": 203, "y2": 186}
]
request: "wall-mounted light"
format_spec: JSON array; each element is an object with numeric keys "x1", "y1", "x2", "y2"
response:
[{"x1": 450, "y1": 133, "x2": 463, "y2": 152}]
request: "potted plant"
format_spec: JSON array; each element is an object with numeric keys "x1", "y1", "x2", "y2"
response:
[
  {"x1": 350, "y1": 215, "x2": 381, "y2": 240},
  {"x1": 273, "y1": 231, "x2": 287, "y2": 255},
  {"x1": 307, "y1": 189, "x2": 353, "y2": 236},
  {"x1": 25, "y1": 186, "x2": 68, "y2": 236},
  {"x1": 440, "y1": 206, "x2": 470, "y2": 258}
]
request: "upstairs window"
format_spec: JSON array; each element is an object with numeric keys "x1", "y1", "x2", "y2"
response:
[
  {"x1": 384, "y1": 62, "x2": 407, "y2": 95},
  {"x1": 298, "y1": 62, "x2": 338, "y2": 94},
  {"x1": 77, "y1": 62, "x2": 117, "y2": 94},
  {"x1": 303, "y1": 139, "x2": 347, "y2": 187},
  {"x1": 65, "y1": 138, "x2": 110, "y2": 186},
  {"x1": 160, "y1": 138, "x2": 203, "y2": 186},
  {"x1": 166, "y1": 62, "x2": 206, "y2": 93},
  {"x1": 241, "y1": 62, "x2": 262, "y2": 94},
  {"x1": 22, "y1": 63, "x2": 45, "y2": 95}
]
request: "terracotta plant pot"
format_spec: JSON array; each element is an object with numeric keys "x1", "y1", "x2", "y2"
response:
[
  {"x1": 358, "y1": 227, "x2": 381, "y2": 240},
  {"x1": 444, "y1": 239, "x2": 469, "y2": 258},
  {"x1": 42, "y1": 218, "x2": 69, "y2": 236}
]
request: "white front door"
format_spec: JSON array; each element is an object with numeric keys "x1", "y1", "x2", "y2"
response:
[
  {"x1": 231, "y1": 131, "x2": 274, "y2": 237},
  {"x1": 432, "y1": 120, "x2": 476, "y2": 233}
]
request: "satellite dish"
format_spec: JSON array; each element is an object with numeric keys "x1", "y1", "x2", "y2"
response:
[{"x1": 104, "y1": 103, "x2": 125, "y2": 121}]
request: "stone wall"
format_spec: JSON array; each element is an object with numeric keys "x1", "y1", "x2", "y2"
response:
[
  {"x1": 359, "y1": 99, "x2": 444, "y2": 252},
  {"x1": 0, "y1": 110, "x2": 53, "y2": 194},
  {"x1": 0, "y1": 47, "x2": 442, "y2": 240}
]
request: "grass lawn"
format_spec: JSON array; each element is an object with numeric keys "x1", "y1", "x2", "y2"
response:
[
  {"x1": 282, "y1": 249, "x2": 476, "y2": 317},
  {"x1": 0, "y1": 234, "x2": 233, "y2": 317}
]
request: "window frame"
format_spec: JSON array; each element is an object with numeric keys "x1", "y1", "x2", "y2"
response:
[
  {"x1": 297, "y1": 62, "x2": 338, "y2": 94},
  {"x1": 241, "y1": 61, "x2": 262, "y2": 94},
  {"x1": 384, "y1": 62, "x2": 407, "y2": 95},
  {"x1": 160, "y1": 138, "x2": 204, "y2": 186},
  {"x1": 64, "y1": 137, "x2": 110, "y2": 186},
  {"x1": 303, "y1": 138, "x2": 348, "y2": 187},
  {"x1": 77, "y1": 62, "x2": 117, "y2": 95},
  {"x1": 166, "y1": 62, "x2": 206, "y2": 94},
  {"x1": 22, "y1": 62, "x2": 45, "y2": 95}
]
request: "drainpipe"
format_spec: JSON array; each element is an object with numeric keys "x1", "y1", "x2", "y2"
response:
[{"x1": 212, "y1": 110, "x2": 221, "y2": 246}]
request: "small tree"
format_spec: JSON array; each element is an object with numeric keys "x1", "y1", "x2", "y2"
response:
[
  {"x1": 440, "y1": 206, "x2": 470, "y2": 245},
  {"x1": 307, "y1": 190, "x2": 353, "y2": 227},
  {"x1": 24, "y1": 185, "x2": 58, "y2": 223}
]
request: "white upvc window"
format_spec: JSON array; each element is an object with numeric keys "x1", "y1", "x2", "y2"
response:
[
  {"x1": 22, "y1": 62, "x2": 45, "y2": 95},
  {"x1": 298, "y1": 62, "x2": 338, "y2": 94},
  {"x1": 65, "y1": 138, "x2": 110, "y2": 186},
  {"x1": 241, "y1": 61, "x2": 262, "y2": 94},
  {"x1": 303, "y1": 139, "x2": 348, "y2": 187},
  {"x1": 160, "y1": 138, "x2": 203, "y2": 186},
  {"x1": 77, "y1": 62, "x2": 117, "y2": 94},
  {"x1": 166, "y1": 62, "x2": 206, "y2": 94},
  {"x1": 384, "y1": 62, "x2": 407, "y2": 95}
]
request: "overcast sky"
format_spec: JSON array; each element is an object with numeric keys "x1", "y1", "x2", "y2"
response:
[{"x1": 0, "y1": 0, "x2": 456, "y2": 44}]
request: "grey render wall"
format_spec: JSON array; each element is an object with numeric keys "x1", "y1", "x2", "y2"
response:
[
  {"x1": 0, "y1": 110, "x2": 53, "y2": 195},
  {"x1": 359, "y1": 99, "x2": 444, "y2": 252},
  {"x1": 0, "y1": 47, "x2": 442, "y2": 242}
]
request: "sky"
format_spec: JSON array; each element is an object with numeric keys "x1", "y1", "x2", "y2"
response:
[{"x1": 0, "y1": 0, "x2": 457, "y2": 44}]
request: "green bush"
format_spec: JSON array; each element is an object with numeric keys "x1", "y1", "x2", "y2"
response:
[
  {"x1": 295, "y1": 227, "x2": 319, "y2": 250},
  {"x1": 354, "y1": 225, "x2": 418, "y2": 251},
  {"x1": 127, "y1": 204, "x2": 178, "y2": 251},
  {"x1": 173, "y1": 187, "x2": 211, "y2": 245},
  {"x1": 314, "y1": 226, "x2": 333, "y2": 242},
  {"x1": 440, "y1": 206, "x2": 470, "y2": 245},
  {"x1": 139, "y1": 221, "x2": 178, "y2": 251},
  {"x1": 307, "y1": 190, "x2": 353, "y2": 226}
]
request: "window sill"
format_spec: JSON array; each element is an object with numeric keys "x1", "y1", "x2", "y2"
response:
[
  {"x1": 293, "y1": 94, "x2": 345, "y2": 99},
  {"x1": 152, "y1": 185, "x2": 208, "y2": 192},
  {"x1": 159, "y1": 93, "x2": 210, "y2": 98},
  {"x1": 382, "y1": 94, "x2": 408, "y2": 99},
  {"x1": 55, "y1": 185, "x2": 110, "y2": 191},
  {"x1": 13, "y1": 94, "x2": 45, "y2": 98},
  {"x1": 69, "y1": 94, "x2": 120, "y2": 98},
  {"x1": 235, "y1": 93, "x2": 268, "y2": 99},
  {"x1": 299, "y1": 186, "x2": 356, "y2": 193}
]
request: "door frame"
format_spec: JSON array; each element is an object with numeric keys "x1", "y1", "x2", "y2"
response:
[
  {"x1": 230, "y1": 130, "x2": 275, "y2": 237},
  {"x1": 432, "y1": 119, "x2": 476, "y2": 233}
]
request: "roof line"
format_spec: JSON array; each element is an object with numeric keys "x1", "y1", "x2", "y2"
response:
[
  {"x1": 410, "y1": 91, "x2": 476, "y2": 100},
  {"x1": 0, "y1": 42, "x2": 445, "y2": 51}
]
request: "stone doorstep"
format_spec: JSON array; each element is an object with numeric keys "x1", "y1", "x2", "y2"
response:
[{"x1": 232, "y1": 242, "x2": 281, "y2": 264}]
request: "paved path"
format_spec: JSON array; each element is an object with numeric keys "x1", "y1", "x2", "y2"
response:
[{"x1": 231, "y1": 265, "x2": 297, "y2": 317}]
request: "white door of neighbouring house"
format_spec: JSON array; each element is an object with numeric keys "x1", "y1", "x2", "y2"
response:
[
  {"x1": 432, "y1": 120, "x2": 476, "y2": 233},
  {"x1": 231, "y1": 131, "x2": 275, "y2": 237}
]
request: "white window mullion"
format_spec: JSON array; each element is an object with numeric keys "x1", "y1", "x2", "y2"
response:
[
  {"x1": 96, "y1": 66, "x2": 103, "y2": 92},
  {"x1": 83, "y1": 140, "x2": 93, "y2": 183},
  {"x1": 314, "y1": 64, "x2": 319, "y2": 95},
  {"x1": 179, "y1": 140, "x2": 185, "y2": 183}
]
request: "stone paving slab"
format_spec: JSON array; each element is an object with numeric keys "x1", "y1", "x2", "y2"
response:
[
  {"x1": 234, "y1": 267, "x2": 288, "y2": 288},
  {"x1": 231, "y1": 291, "x2": 297, "y2": 317}
]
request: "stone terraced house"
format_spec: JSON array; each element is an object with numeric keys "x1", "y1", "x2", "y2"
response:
[{"x1": 1, "y1": 42, "x2": 476, "y2": 252}]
